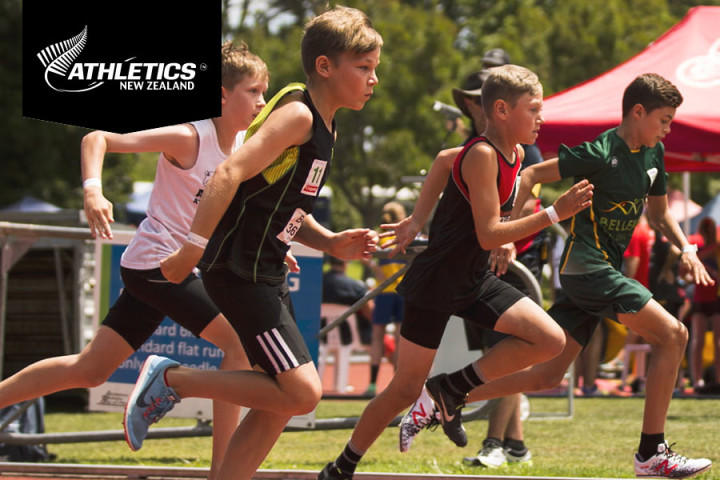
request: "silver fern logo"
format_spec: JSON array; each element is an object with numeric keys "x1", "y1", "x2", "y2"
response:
[
  {"x1": 36, "y1": 26, "x2": 102, "y2": 92},
  {"x1": 37, "y1": 26, "x2": 199, "y2": 93}
]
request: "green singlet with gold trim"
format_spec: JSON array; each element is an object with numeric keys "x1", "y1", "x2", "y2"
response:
[{"x1": 557, "y1": 128, "x2": 666, "y2": 275}]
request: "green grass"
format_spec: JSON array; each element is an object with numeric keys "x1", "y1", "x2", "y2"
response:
[{"x1": 42, "y1": 396, "x2": 720, "y2": 478}]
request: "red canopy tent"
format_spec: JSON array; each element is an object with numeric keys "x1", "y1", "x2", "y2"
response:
[{"x1": 536, "y1": 6, "x2": 720, "y2": 173}]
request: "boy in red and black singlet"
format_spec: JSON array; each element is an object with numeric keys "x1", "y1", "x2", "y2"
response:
[{"x1": 318, "y1": 65, "x2": 594, "y2": 480}]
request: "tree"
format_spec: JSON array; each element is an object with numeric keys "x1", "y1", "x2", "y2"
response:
[{"x1": 0, "y1": 0, "x2": 134, "y2": 213}]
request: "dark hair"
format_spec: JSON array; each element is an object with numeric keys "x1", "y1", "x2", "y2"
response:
[{"x1": 622, "y1": 73, "x2": 683, "y2": 118}]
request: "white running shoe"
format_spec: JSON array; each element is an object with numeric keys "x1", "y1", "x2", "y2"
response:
[
  {"x1": 463, "y1": 438, "x2": 507, "y2": 468},
  {"x1": 505, "y1": 445, "x2": 533, "y2": 464},
  {"x1": 634, "y1": 442, "x2": 712, "y2": 479},
  {"x1": 398, "y1": 385, "x2": 438, "y2": 452}
]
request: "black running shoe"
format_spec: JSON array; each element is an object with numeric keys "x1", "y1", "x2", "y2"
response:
[
  {"x1": 318, "y1": 462, "x2": 353, "y2": 480},
  {"x1": 425, "y1": 373, "x2": 468, "y2": 447}
]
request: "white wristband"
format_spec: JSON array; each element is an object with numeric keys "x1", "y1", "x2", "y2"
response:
[
  {"x1": 186, "y1": 232, "x2": 209, "y2": 249},
  {"x1": 545, "y1": 205, "x2": 560, "y2": 224},
  {"x1": 682, "y1": 244, "x2": 698, "y2": 254},
  {"x1": 83, "y1": 177, "x2": 102, "y2": 189}
]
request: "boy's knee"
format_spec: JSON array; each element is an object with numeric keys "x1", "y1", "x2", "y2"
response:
[
  {"x1": 658, "y1": 320, "x2": 688, "y2": 350},
  {"x1": 75, "y1": 363, "x2": 112, "y2": 388},
  {"x1": 535, "y1": 370, "x2": 566, "y2": 391},
  {"x1": 288, "y1": 379, "x2": 322, "y2": 415},
  {"x1": 219, "y1": 348, "x2": 250, "y2": 371},
  {"x1": 545, "y1": 327, "x2": 566, "y2": 359},
  {"x1": 387, "y1": 380, "x2": 425, "y2": 407}
]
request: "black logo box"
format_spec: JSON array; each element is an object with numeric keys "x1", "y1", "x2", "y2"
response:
[{"x1": 23, "y1": 0, "x2": 221, "y2": 133}]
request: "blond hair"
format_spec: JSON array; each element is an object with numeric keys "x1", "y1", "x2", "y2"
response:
[
  {"x1": 301, "y1": 6, "x2": 383, "y2": 77},
  {"x1": 381, "y1": 201, "x2": 407, "y2": 224},
  {"x1": 481, "y1": 65, "x2": 541, "y2": 117},
  {"x1": 221, "y1": 41, "x2": 269, "y2": 90}
]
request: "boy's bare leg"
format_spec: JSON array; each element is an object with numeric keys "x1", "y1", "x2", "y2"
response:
[
  {"x1": 474, "y1": 297, "x2": 565, "y2": 381},
  {"x1": 350, "y1": 337, "x2": 436, "y2": 451},
  {"x1": 167, "y1": 362, "x2": 322, "y2": 416},
  {"x1": 199, "y1": 315, "x2": 250, "y2": 480},
  {"x1": 217, "y1": 409, "x2": 291, "y2": 480},
  {"x1": 505, "y1": 396, "x2": 524, "y2": 440},
  {"x1": 0, "y1": 326, "x2": 134, "y2": 408},
  {"x1": 618, "y1": 299, "x2": 687, "y2": 435},
  {"x1": 487, "y1": 395, "x2": 518, "y2": 441},
  {"x1": 467, "y1": 336, "x2": 582, "y2": 403}
]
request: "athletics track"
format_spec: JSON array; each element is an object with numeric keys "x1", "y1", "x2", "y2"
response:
[{"x1": 0, "y1": 462, "x2": 621, "y2": 480}]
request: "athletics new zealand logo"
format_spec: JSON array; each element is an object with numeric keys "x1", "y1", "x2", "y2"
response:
[
  {"x1": 23, "y1": 0, "x2": 221, "y2": 133},
  {"x1": 36, "y1": 26, "x2": 201, "y2": 94}
]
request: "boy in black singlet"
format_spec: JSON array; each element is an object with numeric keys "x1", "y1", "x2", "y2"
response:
[
  {"x1": 318, "y1": 65, "x2": 594, "y2": 480},
  {"x1": 411, "y1": 74, "x2": 714, "y2": 479},
  {"x1": 121, "y1": 7, "x2": 383, "y2": 480}
]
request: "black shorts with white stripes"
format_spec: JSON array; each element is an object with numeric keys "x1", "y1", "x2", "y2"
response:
[{"x1": 202, "y1": 268, "x2": 312, "y2": 376}]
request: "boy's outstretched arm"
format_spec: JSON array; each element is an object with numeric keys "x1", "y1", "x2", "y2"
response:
[
  {"x1": 295, "y1": 214, "x2": 379, "y2": 261},
  {"x1": 647, "y1": 194, "x2": 714, "y2": 286},
  {"x1": 381, "y1": 147, "x2": 460, "y2": 257},
  {"x1": 160, "y1": 100, "x2": 314, "y2": 283},
  {"x1": 80, "y1": 125, "x2": 199, "y2": 239},
  {"x1": 467, "y1": 151, "x2": 592, "y2": 250}
]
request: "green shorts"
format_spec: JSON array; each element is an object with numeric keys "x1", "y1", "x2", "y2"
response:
[{"x1": 549, "y1": 267, "x2": 652, "y2": 347}]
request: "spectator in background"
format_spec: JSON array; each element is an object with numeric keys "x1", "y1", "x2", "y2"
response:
[
  {"x1": 482, "y1": 48, "x2": 511, "y2": 69},
  {"x1": 689, "y1": 217, "x2": 720, "y2": 393},
  {"x1": 364, "y1": 202, "x2": 407, "y2": 396},
  {"x1": 322, "y1": 256, "x2": 374, "y2": 353}
]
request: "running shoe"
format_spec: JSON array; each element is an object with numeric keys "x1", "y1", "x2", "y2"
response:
[
  {"x1": 463, "y1": 437, "x2": 506, "y2": 467},
  {"x1": 318, "y1": 462, "x2": 353, "y2": 480},
  {"x1": 634, "y1": 442, "x2": 712, "y2": 478},
  {"x1": 124, "y1": 355, "x2": 181, "y2": 451},
  {"x1": 399, "y1": 384, "x2": 439, "y2": 452},
  {"x1": 504, "y1": 445, "x2": 533, "y2": 465},
  {"x1": 425, "y1": 373, "x2": 468, "y2": 447}
]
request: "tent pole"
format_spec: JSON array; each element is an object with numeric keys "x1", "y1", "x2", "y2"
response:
[{"x1": 682, "y1": 172, "x2": 690, "y2": 236}]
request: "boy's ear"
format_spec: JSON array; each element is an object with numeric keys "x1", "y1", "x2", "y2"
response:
[
  {"x1": 495, "y1": 99, "x2": 509, "y2": 118},
  {"x1": 315, "y1": 55, "x2": 332, "y2": 78},
  {"x1": 220, "y1": 86, "x2": 228, "y2": 106},
  {"x1": 632, "y1": 103, "x2": 645, "y2": 118}
]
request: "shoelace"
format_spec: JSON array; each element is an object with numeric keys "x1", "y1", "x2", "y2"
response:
[
  {"x1": 662, "y1": 443, "x2": 689, "y2": 464},
  {"x1": 142, "y1": 395, "x2": 177, "y2": 423}
]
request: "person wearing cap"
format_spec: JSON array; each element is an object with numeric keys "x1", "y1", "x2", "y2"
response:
[{"x1": 482, "y1": 48, "x2": 511, "y2": 68}]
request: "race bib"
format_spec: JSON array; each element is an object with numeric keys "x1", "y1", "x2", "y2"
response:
[
  {"x1": 277, "y1": 208, "x2": 307, "y2": 245},
  {"x1": 301, "y1": 159, "x2": 327, "y2": 196}
]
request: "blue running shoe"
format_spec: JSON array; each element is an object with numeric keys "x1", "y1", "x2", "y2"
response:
[{"x1": 124, "y1": 355, "x2": 181, "y2": 451}]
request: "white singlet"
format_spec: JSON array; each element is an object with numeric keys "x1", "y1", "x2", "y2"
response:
[{"x1": 121, "y1": 119, "x2": 244, "y2": 270}]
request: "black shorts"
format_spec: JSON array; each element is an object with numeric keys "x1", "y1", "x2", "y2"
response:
[
  {"x1": 102, "y1": 267, "x2": 220, "y2": 350},
  {"x1": 401, "y1": 273, "x2": 525, "y2": 349},
  {"x1": 202, "y1": 269, "x2": 312, "y2": 375}
]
